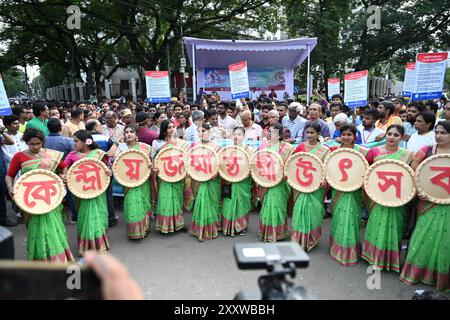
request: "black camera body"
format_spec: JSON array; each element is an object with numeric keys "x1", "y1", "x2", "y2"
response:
[
  {"x1": 233, "y1": 242, "x2": 312, "y2": 300},
  {"x1": 0, "y1": 227, "x2": 101, "y2": 299},
  {"x1": 0, "y1": 227, "x2": 14, "y2": 260}
]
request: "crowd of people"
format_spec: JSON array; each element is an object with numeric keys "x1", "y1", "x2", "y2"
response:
[{"x1": 0, "y1": 91, "x2": 449, "y2": 292}]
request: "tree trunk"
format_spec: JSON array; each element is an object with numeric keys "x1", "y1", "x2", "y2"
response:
[{"x1": 85, "y1": 69, "x2": 96, "y2": 100}]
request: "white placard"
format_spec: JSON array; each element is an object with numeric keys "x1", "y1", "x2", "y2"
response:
[
  {"x1": 402, "y1": 62, "x2": 415, "y2": 97},
  {"x1": 0, "y1": 74, "x2": 12, "y2": 116},
  {"x1": 411, "y1": 52, "x2": 448, "y2": 101},
  {"x1": 327, "y1": 78, "x2": 340, "y2": 100},
  {"x1": 229, "y1": 61, "x2": 250, "y2": 100},
  {"x1": 344, "y1": 70, "x2": 368, "y2": 109},
  {"x1": 146, "y1": 71, "x2": 171, "y2": 103}
]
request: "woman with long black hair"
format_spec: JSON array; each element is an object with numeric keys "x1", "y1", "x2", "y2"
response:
[
  {"x1": 152, "y1": 120, "x2": 188, "y2": 234},
  {"x1": 64, "y1": 130, "x2": 111, "y2": 255},
  {"x1": 400, "y1": 121, "x2": 450, "y2": 291},
  {"x1": 115, "y1": 124, "x2": 152, "y2": 239},
  {"x1": 6, "y1": 128, "x2": 74, "y2": 262}
]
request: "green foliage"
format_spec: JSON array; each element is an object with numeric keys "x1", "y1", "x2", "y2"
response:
[
  {"x1": 445, "y1": 68, "x2": 450, "y2": 92},
  {"x1": 0, "y1": 0, "x2": 282, "y2": 96},
  {"x1": 0, "y1": 0, "x2": 448, "y2": 97},
  {"x1": 285, "y1": 0, "x2": 450, "y2": 88},
  {"x1": 1, "y1": 67, "x2": 27, "y2": 96}
]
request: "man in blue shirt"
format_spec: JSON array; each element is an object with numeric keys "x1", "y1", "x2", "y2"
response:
[
  {"x1": 44, "y1": 118, "x2": 75, "y2": 158},
  {"x1": 86, "y1": 119, "x2": 114, "y2": 152},
  {"x1": 184, "y1": 110, "x2": 205, "y2": 142},
  {"x1": 302, "y1": 103, "x2": 330, "y2": 141},
  {"x1": 42, "y1": 118, "x2": 77, "y2": 224}
]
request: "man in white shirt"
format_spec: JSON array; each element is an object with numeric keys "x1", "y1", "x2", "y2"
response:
[
  {"x1": 357, "y1": 109, "x2": 385, "y2": 144},
  {"x1": 1, "y1": 115, "x2": 27, "y2": 169},
  {"x1": 217, "y1": 101, "x2": 237, "y2": 136},
  {"x1": 250, "y1": 89, "x2": 258, "y2": 101},
  {"x1": 327, "y1": 102, "x2": 344, "y2": 138},
  {"x1": 102, "y1": 111, "x2": 124, "y2": 143},
  {"x1": 407, "y1": 111, "x2": 436, "y2": 152},
  {"x1": 282, "y1": 102, "x2": 306, "y2": 144},
  {"x1": 184, "y1": 110, "x2": 204, "y2": 142},
  {"x1": 241, "y1": 110, "x2": 263, "y2": 141},
  {"x1": 401, "y1": 102, "x2": 425, "y2": 148}
]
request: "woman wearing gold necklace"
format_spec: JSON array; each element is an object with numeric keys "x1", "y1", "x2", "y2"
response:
[
  {"x1": 328, "y1": 124, "x2": 369, "y2": 266},
  {"x1": 362, "y1": 124, "x2": 414, "y2": 272},
  {"x1": 189, "y1": 123, "x2": 222, "y2": 241},
  {"x1": 115, "y1": 124, "x2": 152, "y2": 239},
  {"x1": 400, "y1": 120, "x2": 450, "y2": 292},
  {"x1": 291, "y1": 122, "x2": 330, "y2": 250},
  {"x1": 258, "y1": 123, "x2": 295, "y2": 242},
  {"x1": 152, "y1": 120, "x2": 188, "y2": 234},
  {"x1": 6, "y1": 128, "x2": 74, "y2": 262}
]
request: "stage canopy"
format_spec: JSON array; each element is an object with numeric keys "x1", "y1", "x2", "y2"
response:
[{"x1": 183, "y1": 37, "x2": 317, "y2": 101}]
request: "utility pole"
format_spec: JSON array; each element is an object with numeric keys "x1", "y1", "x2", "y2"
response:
[
  {"x1": 167, "y1": 43, "x2": 170, "y2": 74},
  {"x1": 180, "y1": 25, "x2": 187, "y2": 101},
  {"x1": 23, "y1": 64, "x2": 31, "y2": 98}
]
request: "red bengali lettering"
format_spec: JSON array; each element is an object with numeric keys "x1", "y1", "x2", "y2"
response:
[
  {"x1": 23, "y1": 180, "x2": 58, "y2": 208},
  {"x1": 338, "y1": 158, "x2": 353, "y2": 182},
  {"x1": 223, "y1": 152, "x2": 242, "y2": 177},
  {"x1": 191, "y1": 153, "x2": 213, "y2": 175},
  {"x1": 429, "y1": 166, "x2": 450, "y2": 195},
  {"x1": 73, "y1": 162, "x2": 102, "y2": 191},
  {"x1": 295, "y1": 158, "x2": 317, "y2": 187},
  {"x1": 256, "y1": 153, "x2": 276, "y2": 181},
  {"x1": 376, "y1": 171, "x2": 404, "y2": 198},
  {"x1": 161, "y1": 154, "x2": 184, "y2": 177},
  {"x1": 123, "y1": 158, "x2": 144, "y2": 180}
]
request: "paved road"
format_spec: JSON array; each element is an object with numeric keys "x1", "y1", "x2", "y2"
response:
[{"x1": 6, "y1": 205, "x2": 447, "y2": 300}]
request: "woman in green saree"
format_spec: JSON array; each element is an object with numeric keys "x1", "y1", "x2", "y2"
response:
[
  {"x1": 152, "y1": 120, "x2": 188, "y2": 234},
  {"x1": 400, "y1": 120, "x2": 450, "y2": 292},
  {"x1": 328, "y1": 124, "x2": 369, "y2": 266},
  {"x1": 221, "y1": 126, "x2": 255, "y2": 236},
  {"x1": 6, "y1": 128, "x2": 74, "y2": 262},
  {"x1": 291, "y1": 122, "x2": 330, "y2": 251},
  {"x1": 258, "y1": 123, "x2": 295, "y2": 242},
  {"x1": 362, "y1": 124, "x2": 414, "y2": 272},
  {"x1": 189, "y1": 123, "x2": 222, "y2": 241},
  {"x1": 115, "y1": 124, "x2": 152, "y2": 239},
  {"x1": 64, "y1": 130, "x2": 111, "y2": 255}
]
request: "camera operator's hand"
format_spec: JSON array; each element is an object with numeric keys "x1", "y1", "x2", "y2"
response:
[{"x1": 83, "y1": 251, "x2": 144, "y2": 300}]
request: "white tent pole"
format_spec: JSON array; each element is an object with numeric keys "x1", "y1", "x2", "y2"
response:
[
  {"x1": 192, "y1": 44, "x2": 197, "y2": 102},
  {"x1": 306, "y1": 44, "x2": 311, "y2": 105}
]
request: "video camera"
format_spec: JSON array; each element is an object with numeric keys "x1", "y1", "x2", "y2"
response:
[
  {"x1": 233, "y1": 242, "x2": 312, "y2": 300},
  {"x1": 0, "y1": 227, "x2": 101, "y2": 299}
]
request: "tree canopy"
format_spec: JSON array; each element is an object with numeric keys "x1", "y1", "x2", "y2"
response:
[
  {"x1": 285, "y1": 0, "x2": 450, "y2": 87},
  {"x1": 0, "y1": 0, "x2": 448, "y2": 97}
]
